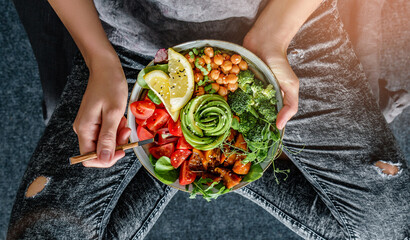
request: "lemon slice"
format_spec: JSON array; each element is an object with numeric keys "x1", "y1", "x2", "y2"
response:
[
  {"x1": 143, "y1": 70, "x2": 179, "y2": 121},
  {"x1": 167, "y1": 48, "x2": 194, "y2": 111}
]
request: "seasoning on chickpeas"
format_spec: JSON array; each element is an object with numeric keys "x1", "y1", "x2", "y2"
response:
[
  {"x1": 221, "y1": 60, "x2": 233, "y2": 72},
  {"x1": 213, "y1": 54, "x2": 224, "y2": 65},
  {"x1": 204, "y1": 47, "x2": 214, "y2": 58},
  {"x1": 186, "y1": 47, "x2": 251, "y2": 97},
  {"x1": 202, "y1": 55, "x2": 211, "y2": 65},
  {"x1": 231, "y1": 64, "x2": 240, "y2": 74},
  {"x1": 196, "y1": 57, "x2": 205, "y2": 66},
  {"x1": 218, "y1": 86, "x2": 228, "y2": 96},
  {"x1": 230, "y1": 54, "x2": 242, "y2": 65},
  {"x1": 238, "y1": 60, "x2": 248, "y2": 71},
  {"x1": 194, "y1": 72, "x2": 203, "y2": 83},
  {"x1": 211, "y1": 62, "x2": 219, "y2": 69},
  {"x1": 216, "y1": 75, "x2": 225, "y2": 85},
  {"x1": 226, "y1": 74, "x2": 238, "y2": 84},
  {"x1": 195, "y1": 86, "x2": 205, "y2": 96},
  {"x1": 211, "y1": 83, "x2": 220, "y2": 92},
  {"x1": 209, "y1": 69, "x2": 221, "y2": 81},
  {"x1": 227, "y1": 82, "x2": 238, "y2": 92}
]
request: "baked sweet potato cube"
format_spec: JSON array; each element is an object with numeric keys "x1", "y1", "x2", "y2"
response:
[
  {"x1": 234, "y1": 133, "x2": 247, "y2": 151},
  {"x1": 226, "y1": 129, "x2": 237, "y2": 142},
  {"x1": 188, "y1": 149, "x2": 205, "y2": 171},
  {"x1": 203, "y1": 148, "x2": 221, "y2": 170},
  {"x1": 232, "y1": 159, "x2": 251, "y2": 175},
  {"x1": 215, "y1": 167, "x2": 242, "y2": 189},
  {"x1": 223, "y1": 151, "x2": 237, "y2": 167}
]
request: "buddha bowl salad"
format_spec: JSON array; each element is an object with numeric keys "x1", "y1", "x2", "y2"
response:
[{"x1": 131, "y1": 47, "x2": 281, "y2": 201}]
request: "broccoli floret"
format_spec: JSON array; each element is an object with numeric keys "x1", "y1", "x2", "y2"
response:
[
  {"x1": 244, "y1": 121, "x2": 266, "y2": 142},
  {"x1": 250, "y1": 79, "x2": 264, "y2": 98},
  {"x1": 228, "y1": 89, "x2": 253, "y2": 115},
  {"x1": 237, "y1": 70, "x2": 254, "y2": 93},
  {"x1": 237, "y1": 112, "x2": 258, "y2": 133},
  {"x1": 261, "y1": 84, "x2": 276, "y2": 99},
  {"x1": 270, "y1": 97, "x2": 277, "y2": 106},
  {"x1": 256, "y1": 99, "x2": 277, "y2": 122}
]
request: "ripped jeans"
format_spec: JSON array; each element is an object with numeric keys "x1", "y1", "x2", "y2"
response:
[{"x1": 8, "y1": 0, "x2": 409, "y2": 239}]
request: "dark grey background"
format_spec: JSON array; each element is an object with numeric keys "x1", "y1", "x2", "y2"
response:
[{"x1": 0, "y1": 0, "x2": 408, "y2": 239}]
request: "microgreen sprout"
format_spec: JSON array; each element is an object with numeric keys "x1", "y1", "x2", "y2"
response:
[
  {"x1": 192, "y1": 48, "x2": 199, "y2": 55},
  {"x1": 190, "y1": 178, "x2": 231, "y2": 202}
]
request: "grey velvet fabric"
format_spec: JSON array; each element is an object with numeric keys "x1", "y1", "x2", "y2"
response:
[{"x1": 7, "y1": 0, "x2": 410, "y2": 239}]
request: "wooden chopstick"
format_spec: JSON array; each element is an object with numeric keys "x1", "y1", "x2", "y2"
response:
[{"x1": 69, "y1": 138, "x2": 154, "y2": 165}]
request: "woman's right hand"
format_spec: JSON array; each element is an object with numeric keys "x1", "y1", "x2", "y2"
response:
[
  {"x1": 48, "y1": 0, "x2": 132, "y2": 167},
  {"x1": 73, "y1": 56, "x2": 131, "y2": 168}
]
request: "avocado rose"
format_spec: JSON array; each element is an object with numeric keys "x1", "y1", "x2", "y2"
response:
[{"x1": 180, "y1": 94, "x2": 232, "y2": 150}]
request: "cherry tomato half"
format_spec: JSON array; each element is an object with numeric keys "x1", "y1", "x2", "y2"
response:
[
  {"x1": 135, "y1": 117, "x2": 147, "y2": 127},
  {"x1": 130, "y1": 100, "x2": 155, "y2": 120},
  {"x1": 170, "y1": 149, "x2": 192, "y2": 168},
  {"x1": 146, "y1": 109, "x2": 170, "y2": 132},
  {"x1": 137, "y1": 125, "x2": 154, "y2": 141},
  {"x1": 149, "y1": 142, "x2": 175, "y2": 159},
  {"x1": 179, "y1": 160, "x2": 196, "y2": 185},
  {"x1": 176, "y1": 136, "x2": 193, "y2": 150},
  {"x1": 155, "y1": 128, "x2": 179, "y2": 145},
  {"x1": 168, "y1": 119, "x2": 183, "y2": 137}
]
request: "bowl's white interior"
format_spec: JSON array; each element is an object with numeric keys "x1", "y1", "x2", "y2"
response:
[{"x1": 127, "y1": 40, "x2": 284, "y2": 192}]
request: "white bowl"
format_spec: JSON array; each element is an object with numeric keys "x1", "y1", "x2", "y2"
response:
[{"x1": 127, "y1": 40, "x2": 284, "y2": 192}]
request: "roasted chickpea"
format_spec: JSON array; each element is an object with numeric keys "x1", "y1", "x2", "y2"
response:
[
  {"x1": 218, "y1": 86, "x2": 228, "y2": 96},
  {"x1": 196, "y1": 57, "x2": 205, "y2": 66},
  {"x1": 195, "y1": 86, "x2": 205, "y2": 96},
  {"x1": 226, "y1": 74, "x2": 238, "y2": 84},
  {"x1": 209, "y1": 69, "x2": 221, "y2": 80},
  {"x1": 238, "y1": 60, "x2": 248, "y2": 70},
  {"x1": 211, "y1": 83, "x2": 220, "y2": 92},
  {"x1": 222, "y1": 53, "x2": 230, "y2": 60},
  {"x1": 216, "y1": 75, "x2": 225, "y2": 85},
  {"x1": 202, "y1": 55, "x2": 211, "y2": 65},
  {"x1": 195, "y1": 72, "x2": 204, "y2": 83},
  {"x1": 190, "y1": 62, "x2": 195, "y2": 69},
  {"x1": 230, "y1": 54, "x2": 242, "y2": 65},
  {"x1": 211, "y1": 62, "x2": 219, "y2": 69},
  {"x1": 230, "y1": 64, "x2": 240, "y2": 74},
  {"x1": 227, "y1": 82, "x2": 239, "y2": 92},
  {"x1": 204, "y1": 47, "x2": 214, "y2": 58},
  {"x1": 221, "y1": 60, "x2": 233, "y2": 72},
  {"x1": 213, "y1": 54, "x2": 224, "y2": 65}
]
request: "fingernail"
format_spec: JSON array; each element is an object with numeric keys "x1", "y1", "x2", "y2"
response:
[
  {"x1": 100, "y1": 150, "x2": 111, "y2": 163},
  {"x1": 277, "y1": 122, "x2": 284, "y2": 130}
]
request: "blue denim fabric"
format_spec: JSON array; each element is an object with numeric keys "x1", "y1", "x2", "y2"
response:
[{"x1": 8, "y1": 0, "x2": 409, "y2": 239}]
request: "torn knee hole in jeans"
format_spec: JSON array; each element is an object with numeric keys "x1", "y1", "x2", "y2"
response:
[
  {"x1": 374, "y1": 160, "x2": 401, "y2": 176},
  {"x1": 25, "y1": 176, "x2": 50, "y2": 198}
]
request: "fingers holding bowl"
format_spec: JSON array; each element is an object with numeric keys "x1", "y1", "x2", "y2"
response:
[{"x1": 267, "y1": 58, "x2": 299, "y2": 130}]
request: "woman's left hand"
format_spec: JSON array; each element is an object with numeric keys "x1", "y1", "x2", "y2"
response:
[
  {"x1": 242, "y1": 0, "x2": 322, "y2": 130},
  {"x1": 243, "y1": 33, "x2": 299, "y2": 130}
]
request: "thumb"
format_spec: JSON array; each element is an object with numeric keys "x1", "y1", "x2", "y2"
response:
[
  {"x1": 268, "y1": 59, "x2": 299, "y2": 130},
  {"x1": 97, "y1": 109, "x2": 123, "y2": 165}
]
